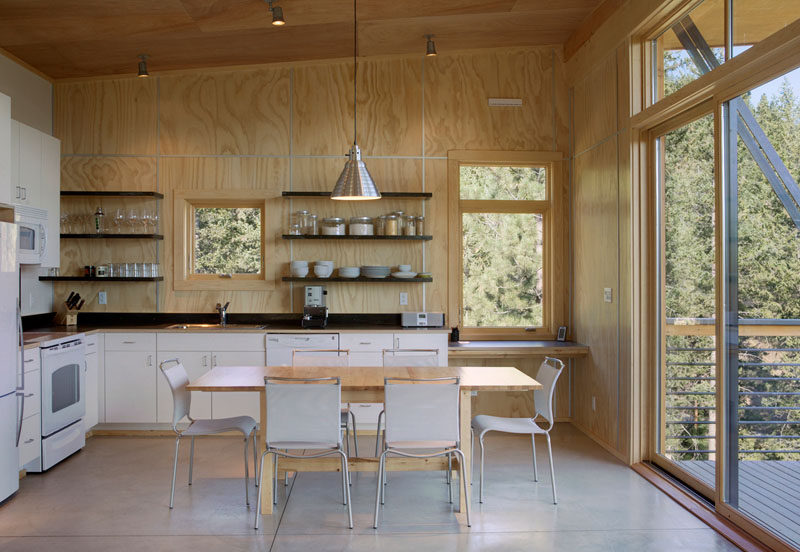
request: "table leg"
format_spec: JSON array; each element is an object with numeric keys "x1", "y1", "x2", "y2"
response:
[
  {"x1": 459, "y1": 389, "x2": 471, "y2": 514},
  {"x1": 259, "y1": 390, "x2": 273, "y2": 515}
]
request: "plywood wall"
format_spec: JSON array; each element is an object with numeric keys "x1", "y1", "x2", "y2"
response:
[
  {"x1": 569, "y1": 43, "x2": 632, "y2": 462},
  {"x1": 53, "y1": 46, "x2": 569, "y2": 316}
]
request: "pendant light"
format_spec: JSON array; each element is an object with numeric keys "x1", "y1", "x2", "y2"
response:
[
  {"x1": 425, "y1": 35, "x2": 437, "y2": 57},
  {"x1": 331, "y1": 0, "x2": 380, "y2": 200}
]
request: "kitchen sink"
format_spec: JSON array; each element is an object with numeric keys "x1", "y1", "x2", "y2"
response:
[{"x1": 166, "y1": 323, "x2": 269, "y2": 330}]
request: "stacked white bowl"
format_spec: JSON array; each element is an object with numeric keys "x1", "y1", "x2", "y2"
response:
[
  {"x1": 290, "y1": 260, "x2": 309, "y2": 277},
  {"x1": 314, "y1": 260, "x2": 334, "y2": 278},
  {"x1": 338, "y1": 266, "x2": 360, "y2": 278},
  {"x1": 361, "y1": 265, "x2": 391, "y2": 278}
]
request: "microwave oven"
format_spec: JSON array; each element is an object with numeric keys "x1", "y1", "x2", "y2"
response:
[{"x1": 14, "y1": 205, "x2": 49, "y2": 264}]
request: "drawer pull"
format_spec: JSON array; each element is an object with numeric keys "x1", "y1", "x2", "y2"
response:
[
  {"x1": 122, "y1": 341, "x2": 136, "y2": 344},
  {"x1": 357, "y1": 404, "x2": 372, "y2": 408},
  {"x1": 359, "y1": 342, "x2": 371, "y2": 345},
  {"x1": 24, "y1": 393, "x2": 34, "y2": 398},
  {"x1": 24, "y1": 358, "x2": 34, "y2": 363},
  {"x1": 24, "y1": 438, "x2": 34, "y2": 444}
]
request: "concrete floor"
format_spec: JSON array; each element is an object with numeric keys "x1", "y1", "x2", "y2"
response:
[{"x1": 0, "y1": 424, "x2": 738, "y2": 551}]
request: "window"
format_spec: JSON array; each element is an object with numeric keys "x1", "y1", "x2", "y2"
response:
[
  {"x1": 173, "y1": 191, "x2": 272, "y2": 291},
  {"x1": 448, "y1": 151, "x2": 562, "y2": 339}
]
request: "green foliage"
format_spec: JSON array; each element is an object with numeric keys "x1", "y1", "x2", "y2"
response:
[
  {"x1": 460, "y1": 166, "x2": 545, "y2": 327},
  {"x1": 194, "y1": 207, "x2": 262, "y2": 274}
]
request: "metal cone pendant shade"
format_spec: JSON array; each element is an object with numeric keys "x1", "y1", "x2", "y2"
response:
[{"x1": 332, "y1": 145, "x2": 380, "y2": 200}]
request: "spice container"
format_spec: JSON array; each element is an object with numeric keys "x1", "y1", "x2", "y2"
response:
[
  {"x1": 321, "y1": 217, "x2": 346, "y2": 235},
  {"x1": 403, "y1": 215, "x2": 416, "y2": 236},
  {"x1": 349, "y1": 216, "x2": 374, "y2": 236},
  {"x1": 384, "y1": 215, "x2": 399, "y2": 236},
  {"x1": 415, "y1": 215, "x2": 425, "y2": 235},
  {"x1": 375, "y1": 215, "x2": 386, "y2": 236}
]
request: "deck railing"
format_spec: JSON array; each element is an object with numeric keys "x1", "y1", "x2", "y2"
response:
[{"x1": 664, "y1": 319, "x2": 800, "y2": 460}]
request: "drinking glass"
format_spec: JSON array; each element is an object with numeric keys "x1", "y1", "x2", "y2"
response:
[
  {"x1": 151, "y1": 211, "x2": 159, "y2": 233},
  {"x1": 127, "y1": 209, "x2": 139, "y2": 233},
  {"x1": 141, "y1": 209, "x2": 152, "y2": 233},
  {"x1": 114, "y1": 209, "x2": 125, "y2": 234}
]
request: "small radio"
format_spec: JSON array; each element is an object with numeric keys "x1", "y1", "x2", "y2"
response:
[{"x1": 400, "y1": 312, "x2": 445, "y2": 327}]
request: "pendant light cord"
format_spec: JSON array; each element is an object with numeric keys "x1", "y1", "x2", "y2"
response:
[{"x1": 353, "y1": 0, "x2": 357, "y2": 146}]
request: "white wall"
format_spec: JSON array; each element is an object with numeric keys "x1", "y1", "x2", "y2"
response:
[{"x1": 0, "y1": 52, "x2": 54, "y2": 314}]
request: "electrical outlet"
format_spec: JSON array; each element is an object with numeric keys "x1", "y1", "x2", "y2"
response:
[
  {"x1": 592, "y1": 396, "x2": 597, "y2": 412},
  {"x1": 98, "y1": 291, "x2": 107, "y2": 305},
  {"x1": 399, "y1": 292, "x2": 408, "y2": 306},
  {"x1": 603, "y1": 287, "x2": 612, "y2": 303}
]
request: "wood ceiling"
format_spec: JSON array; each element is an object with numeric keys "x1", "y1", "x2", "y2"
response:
[{"x1": 0, "y1": 0, "x2": 605, "y2": 80}]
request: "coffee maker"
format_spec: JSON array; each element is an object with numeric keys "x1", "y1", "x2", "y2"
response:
[{"x1": 302, "y1": 285, "x2": 328, "y2": 328}]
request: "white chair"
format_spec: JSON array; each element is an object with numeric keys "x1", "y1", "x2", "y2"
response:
[
  {"x1": 373, "y1": 376, "x2": 471, "y2": 528},
  {"x1": 292, "y1": 349, "x2": 358, "y2": 458},
  {"x1": 471, "y1": 357, "x2": 565, "y2": 504},
  {"x1": 256, "y1": 376, "x2": 352, "y2": 529},
  {"x1": 159, "y1": 359, "x2": 258, "y2": 509},
  {"x1": 376, "y1": 349, "x2": 439, "y2": 455}
]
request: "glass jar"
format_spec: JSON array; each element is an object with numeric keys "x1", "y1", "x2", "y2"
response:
[
  {"x1": 403, "y1": 215, "x2": 416, "y2": 236},
  {"x1": 349, "y1": 216, "x2": 374, "y2": 236},
  {"x1": 384, "y1": 215, "x2": 399, "y2": 236},
  {"x1": 375, "y1": 215, "x2": 386, "y2": 236},
  {"x1": 288, "y1": 223, "x2": 302, "y2": 235},
  {"x1": 321, "y1": 217, "x2": 346, "y2": 235},
  {"x1": 415, "y1": 215, "x2": 425, "y2": 235},
  {"x1": 307, "y1": 214, "x2": 318, "y2": 235}
]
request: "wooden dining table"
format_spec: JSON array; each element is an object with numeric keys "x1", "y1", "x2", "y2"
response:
[{"x1": 186, "y1": 364, "x2": 541, "y2": 519}]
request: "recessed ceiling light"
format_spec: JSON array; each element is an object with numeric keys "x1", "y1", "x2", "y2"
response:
[
  {"x1": 268, "y1": 1, "x2": 285, "y2": 26},
  {"x1": 137, "y1": 54, "x2": 149, "y2": 78}
]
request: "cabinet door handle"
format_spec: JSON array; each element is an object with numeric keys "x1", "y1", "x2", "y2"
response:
[
  {"x1": 23, "y1": 393, "x2": 33, "y2": 398},
  {"x1": 21, "y1": 187, "x2": 26, "y2": 200},
  {"x1": 122, "y1": 341, "x2": 136, "y2": 344},
  {"x1": 202, "y1": 356, "x2": 207, "y2": 368},
  {"x1": 212, "y1": 355, "x2": 217, "y2": 367},
  {"x1": 24, "y1": 358, "x2": 34, "y2": 363},
  {"x1": 359, "y1": 342, "x2": 371, "y2": 345},
  {"x1": 24, "y1": 438, "x2": 34, "y2": 444},
  {"x1": 15, "y1": 186, "x2": 20, "y2": 199},
  {"x1": 147, "y1": 355, "x2": 152, "y2": 367}
]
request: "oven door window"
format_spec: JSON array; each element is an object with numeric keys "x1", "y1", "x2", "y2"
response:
[
  {"x1": 52, "y1": 363, "x2": 80, "y2": 413},
  {"x1": 19, "y1": 225, "x2": 36, "y2": 251}
]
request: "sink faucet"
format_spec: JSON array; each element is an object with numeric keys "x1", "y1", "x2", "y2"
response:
[{"x1": 215, "y1": 302, "x2": 230, "y2": 326}]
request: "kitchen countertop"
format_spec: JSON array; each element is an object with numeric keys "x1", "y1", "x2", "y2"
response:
[{"x1": 448, "y1": 340, "x2": 589, "y2": 357}]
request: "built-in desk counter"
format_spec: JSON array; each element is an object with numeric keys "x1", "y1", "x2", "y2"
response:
[{"x1": 448, "y1": 340, "x2": 589, "y2": 358}]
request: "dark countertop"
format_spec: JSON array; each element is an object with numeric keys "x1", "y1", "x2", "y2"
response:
[{"x1": 448, "y1": 340, "x2": 589, "y2": 357}]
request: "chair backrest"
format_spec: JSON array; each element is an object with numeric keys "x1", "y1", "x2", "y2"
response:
[
  {"x1": 384, "y1": 377, "x2": 460, "y2": 444},
  {"x1": 382, "y1": 348, "x2": 439, "y2": 367},
  {"x1": 159, "y1": 359, "x2": 190, "y2": 428},
  {"x1": 265, "y1": 376, "x2": 342, "y2": 446},
  {"x1": 533, "y1": 357, "x2": 565, "y2": 425},
  {"x1": 292, "y1": 349, "x2": 350, "y2": 367}
]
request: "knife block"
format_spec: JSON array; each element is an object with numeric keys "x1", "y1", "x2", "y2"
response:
[{"x1": 65, "y1": 313, "x2": 78, "y2": 326}]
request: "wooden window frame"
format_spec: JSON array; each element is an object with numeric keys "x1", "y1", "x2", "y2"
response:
[
  {"x1": 173, "y1": 190, "x2": 273, "y2": 291},
  {"x1": 447, "y1": 150, "x2": 564, "y2": 341}
]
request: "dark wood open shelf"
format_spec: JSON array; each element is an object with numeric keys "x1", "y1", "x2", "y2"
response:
[
  {"x1": 282, "y1": 276, "x2": 432, "y2": 283},
  {"x1": 282, "y1": 234, "x2": 432, "y2": 241},
  {"x1": 282, "y1": 191, "x2": 431, "y2": 199},
  {"x1": 61, "y1": 233, "x2": 164, "y2": 240},
  {"x1": 61, "y1": 191, "x2": 164, "y2": 199},
  {"x1": 39, "y1": 276, "x2": 163, "y2": 282}
]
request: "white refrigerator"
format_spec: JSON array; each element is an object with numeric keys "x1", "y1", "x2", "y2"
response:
[{"x1": 0, "y1": 221, "x2": 21, "y2": 503}]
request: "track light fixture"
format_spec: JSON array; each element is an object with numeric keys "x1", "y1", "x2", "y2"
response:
[
  {"x1": 425, "y1": 35, "x2": 437, "y2": 57},
  {"x1": 268, "y1": 1, "x2": 285, "y2": 26},
  {"x1": 137, "y1": 54, "x2": 149, "y2": 78}
]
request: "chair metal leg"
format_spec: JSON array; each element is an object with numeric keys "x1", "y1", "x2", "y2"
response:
[
  {"x1": 273, "y1": 454, "x2": 279, "y2": 504},
  {"x1": 470, "y1": 428, "x2": 475, "y2": 485},
  {"x1": 374, "y1": 410, "x2": 384, "y2": 456},
  {"x1": 337, "y1": 449, "x2": 353, "y2": 528},
  {"x1": 255, "y1": 451, "x2": 268, "y2": 530},
  {"x1": 546, "y1": 433, "x2": 557, "y2": 504},
  {"x1": 531, "y1": 433, "x2": 539, "y2": 482},
  {"x1": 344, "y1": 420, "x2": 351, "y2": 457},
  {"x1": 243, "y1": 437, "x2": 250, "y2": 506},
  {"x1": 373, "y1": 451, "x2": 387, "y2": 528},
  {"x1": 188, "y1": 436, "x2": 195, "y2": 485},
  {"x1": 479, "y1": 433, "x2": 486, "y2": 503},
  {"x1": 252, "y1": 431, "x2": 259, "y2": 487},
  {"x1": 454, "y1": 449, "x2": 472, "y2": 527},
  {"x1": 448, "y1": 453, "x2": 453, "y2": 504},
  {"x1": 169, "y1": 436, "x2": 180, "y2": 509},
  {"x1": 349, "y1": 410, "x2": 359, "y2": 456},
  {"x1": 284, "y1": 449, "x2": 289, "y2": 486}
]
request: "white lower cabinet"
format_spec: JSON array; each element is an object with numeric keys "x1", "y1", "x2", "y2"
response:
[
  {"x1": 18, "y1": 347, "x2": 41, "y2": 469},
  {"x1": 84, "y1": 333, "x2": 103, "y2": 429},
  {"x1": 210, "y1": 351, "x2": 264, "y2": 422},
  {"x1": 156, "y1": 351, "x2": 211, "y2": 423},
  {"x1": 393, "y1": 333, "x2": 448, "y2": 365},
  {"x1": 104, "y1": 333, "x2": 157, "y2": 423}
]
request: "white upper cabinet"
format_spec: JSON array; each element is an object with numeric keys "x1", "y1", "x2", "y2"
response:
[
  {"x1": 17, "y1": 123, "x2": 42, "y2": 207},
  {"x1": 39, "y1": 133, "x2": 60, "y2": 267},
  {"x1": 0, "y1": 93, "x2": 10, "y2": 206}
]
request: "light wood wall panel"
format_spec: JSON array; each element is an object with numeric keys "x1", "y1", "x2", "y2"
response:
[
  {"x1": 61, "y1": 157, "x2": 156, "y2": 192},
  {"x1": 159, "y1": 67, "x2": 291, "y2": 155},
  {"x1": 573, "y1": 52, "x2": 617, "y2": 154},
  {"x1": 424, "y1": 48, "x2": 556, "y2": 157},
  {"x1": 54, "y1": 78, "x2": 157, "y2": 155},
  {"x1": 293, "y1": 63, "x2": 354, "y2": 156},
  {"x1": 424, "y1": 159, "x2": 448, "y2": 315}
]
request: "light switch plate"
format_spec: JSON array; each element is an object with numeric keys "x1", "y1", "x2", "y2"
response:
[
  {"x1": 98, "y1": 291, "x2": 107, "y2": 305},
  {"x1": 603, "y1": 288, "x2": 612, "y2": 303},
  {"x1": 399, "y1": 292, "x2": 408, "y2": 306}
]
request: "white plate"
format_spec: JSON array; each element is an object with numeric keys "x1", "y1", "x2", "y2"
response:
[
  {"x1": 364, "y1": 274, "x2": 388, "y2": 279},
  {"x1": 392, "y1": 271, "x2": 418, "y2": 279}
]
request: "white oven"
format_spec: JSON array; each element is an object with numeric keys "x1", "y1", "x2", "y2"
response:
[
  {"x1": 14, "y1": 206, "x2": 48, "y2": 265},
  {"x1": 40, "y1": 337, "x2": 85, "y2": 437}
]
